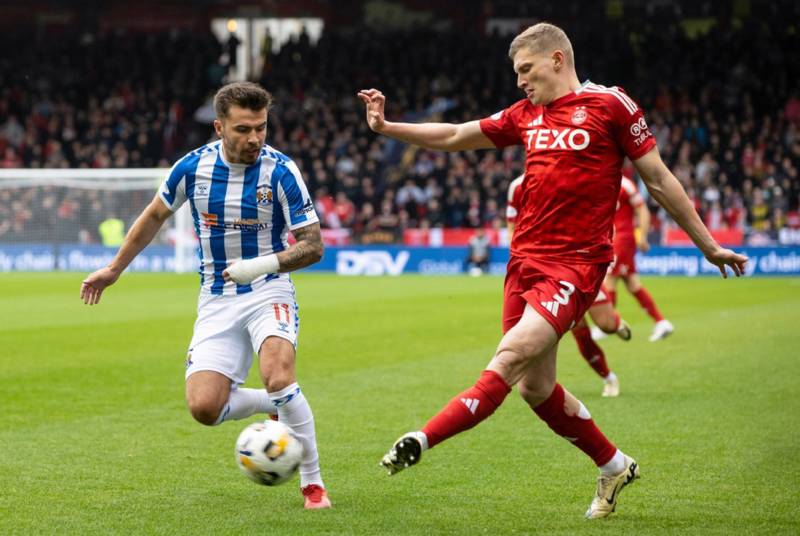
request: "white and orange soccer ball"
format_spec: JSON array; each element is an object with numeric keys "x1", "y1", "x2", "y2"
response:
[{"x1": 235, "y1": 420, "x2": 304, "y2": 486}]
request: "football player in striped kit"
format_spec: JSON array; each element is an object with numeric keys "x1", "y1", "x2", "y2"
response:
[{"x1": 81, "y1": 82, "x2": 331, "y2": 509}]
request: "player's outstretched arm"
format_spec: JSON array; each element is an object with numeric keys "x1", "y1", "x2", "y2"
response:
[
  {"x1": 356, "y1": 88, "x2": 494, "y2": 151},
  {"x1": 80, "y1": 195, "x2": 173, "y2": 304},
  {"x1": 633, "y1": 147, "x2": 747, "y2": 278},
  {"x1": 223, "y1": 223, "x2": 324, "y2": 284}
]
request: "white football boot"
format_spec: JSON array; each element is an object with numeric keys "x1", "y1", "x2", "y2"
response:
[
  {"x1": 585, "y1": 455, "x2": 640, "y2": 519},
  {"x1": 601, "y1": 373, "x2": 620, "y2": 398},
  {"x1": 648, "y1": 319, "x2": 674, "y2": 342}
]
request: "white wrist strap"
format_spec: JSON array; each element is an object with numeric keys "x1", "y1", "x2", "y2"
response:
[{"x1": 226, "y1": 254, "x2": 280, "y2": 284}]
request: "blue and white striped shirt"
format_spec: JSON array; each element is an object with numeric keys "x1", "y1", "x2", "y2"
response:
[{"x1": 159, "y1": 140, "x2": 318, "y2": 295}]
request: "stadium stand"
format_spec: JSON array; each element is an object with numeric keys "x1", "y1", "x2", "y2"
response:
[{"x1": 1, "y1": 4, "x2": 798, "y2": 246}]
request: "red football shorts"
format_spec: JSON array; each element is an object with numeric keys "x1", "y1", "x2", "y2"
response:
[
  {"x1": 503, "y1": 256, "x2": 609, "y2": 337},
  {"x1": 610, "y1": 235, "x2": 637, "y2": 277}
]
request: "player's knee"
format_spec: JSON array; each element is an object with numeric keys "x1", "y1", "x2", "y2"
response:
[
  {"x1": 187, "y1": 398, "x2": 223, "y2": 426},
  {"x1": 595, "y1": 316, "x2": 617, "y2": 334},
  {"x1": 490, "y1": 345, "x2": 535, "y2": 384},
  {"x1": 518, "y1": 377, "x2": 555, "y2": 407},
  {"x1": 262, "y1": 363, "x2": 295, "y2": 393},
  {"x1": 499, "y1": 332, "x2": 548, "y2": 363},
  {"x1": 264, "y1": 375, "x2": 292, "y2": 394}
]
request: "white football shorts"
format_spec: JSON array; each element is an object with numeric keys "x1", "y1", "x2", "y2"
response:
[{"x1": 185, "y1": 276, "x2": 299, "y2": 386}]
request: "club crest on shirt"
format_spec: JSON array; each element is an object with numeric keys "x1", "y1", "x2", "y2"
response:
[
  {"x1": 256, "y1": 185, "x2": 273, "y2": 205},
  {"x1": 571, "y1": 106, "x2": 587, "y2": 125}
]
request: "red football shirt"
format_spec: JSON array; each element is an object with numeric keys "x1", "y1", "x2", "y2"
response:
[
  {"x1": 480, "y1": 81, "x2": 656, "y2": 263},
  {"x1": 614, "y1": 175, "x2": 644, "y2": 239}
]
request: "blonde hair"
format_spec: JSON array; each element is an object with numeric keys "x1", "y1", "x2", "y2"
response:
[{"x1": 508, "y1": 22, "x2": 574, "y2": 66}]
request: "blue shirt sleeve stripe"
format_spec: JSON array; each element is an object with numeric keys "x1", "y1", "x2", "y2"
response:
[
  {"x1": 236, "y1": 162, "x2": 262, "y2": 294},
  {"x1": 208, "y1": 154, "x2": 230, "y2": 295},
  {"x1": 270, "y1": 163, "x2": 287, "y2": 257}
]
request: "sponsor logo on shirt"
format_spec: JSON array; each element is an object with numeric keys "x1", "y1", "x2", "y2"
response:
[
  {"x1": 629, "y1": 117, "x2": 652, "y2": 146},
  {"x1": 294, "y1": 198, "x2": 314, "y2": 217},
  {"x1": 526, "y1": 127, "x2": 590, "y2": 151},
  {"x1": 195, "y1": 184, "x2": 209, "y2": 197},
  {"x1": 201, "y1": 212, "x2": 269, "y2": 231}
]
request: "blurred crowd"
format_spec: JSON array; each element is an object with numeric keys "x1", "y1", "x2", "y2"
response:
[{"x1": 1, "y1": 6, "x2": 799, "y2": 245}]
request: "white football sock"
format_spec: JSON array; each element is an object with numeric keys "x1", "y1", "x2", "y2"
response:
[
  {"x1": 599, "y1": 449, "x2": 626, "y2": 475},
  {"x1": 413, "y1": 431, "x2": 429, "y2": 451},
  {"x1": 603, "y1": 371, "x2": 618, "y2": 383},
  {"x1": 213, "y1": 387, "x2": 277, "y2": 425},
  {"x1": 270, "y1": 383, "x2": 323, "y2": 488}
]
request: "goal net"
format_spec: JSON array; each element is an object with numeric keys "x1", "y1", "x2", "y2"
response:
[{"x1": 0, "y1": 168, "x2": 197, "y2": 273}]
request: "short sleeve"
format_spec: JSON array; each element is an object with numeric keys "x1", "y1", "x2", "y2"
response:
[
  {"x1": 606, "y1": 87, "x2": 657, "y2": 160},
  {"x1": 479, "y1": 106, "x2": 523, "y2": 149},
  {"x1": 158, "y1": 156, "x2": 192, "y2": 211},
  {"x1": 278, "y1": 160, "x2": 319, "y2": 230}
]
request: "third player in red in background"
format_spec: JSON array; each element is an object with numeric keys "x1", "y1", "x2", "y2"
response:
[
  {"x1": 602, "y1": 173, "x2": 675, "y2": 341},
  {"x1": 358, "y1": 22, "x2": 747, "y2": 519},
  {"x1": 508, "y1": 175, "x2": 630, "y2": 398}
]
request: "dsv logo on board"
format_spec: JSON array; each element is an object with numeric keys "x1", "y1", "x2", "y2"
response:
[
  {"x1": 526, "y1": 127, "x2": 590, "y2": 151},
  {"x1": 336, "y1": 251, "x2": 410, "y2": 276}
]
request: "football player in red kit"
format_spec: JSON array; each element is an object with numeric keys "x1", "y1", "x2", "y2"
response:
[
  {"x1": 604, "y1": 174, "x2": 674, "y2": 341},
  {"x1": 358, "y1": 22, "x2": 746, "y2": 519}
]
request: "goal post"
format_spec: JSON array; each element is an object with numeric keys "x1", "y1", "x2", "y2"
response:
[{"x1": 0, "y1": 168, "x2": 197, "y2": 273}]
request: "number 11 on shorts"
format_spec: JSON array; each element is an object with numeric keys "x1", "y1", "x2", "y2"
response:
[{"x1": 273, "y1": 303, "x2": 291, "y2": 323}]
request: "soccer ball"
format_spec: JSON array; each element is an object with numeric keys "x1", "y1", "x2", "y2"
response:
[{"x1": 235, "y1": 420, "x2": 304, "y2": 486}]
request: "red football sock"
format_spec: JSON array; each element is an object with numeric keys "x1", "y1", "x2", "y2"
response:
[
  {"x1": 608, "y1": 289, "x2": 617, "y2": 306},
  {"x1": 633, "y1": 288, "x2": 664, "y2": 322},
  {"x1": 571, "y1": 326, "x2": 610, "y2": 378},
  {"x1": 422, "y1": 370, "x2": 511, "y2": 449},
  {"x1": 533, "y1": 384, "x2": 617, "y2": 466}
]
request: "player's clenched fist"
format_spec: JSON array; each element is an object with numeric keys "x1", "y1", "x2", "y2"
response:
[{"x1": 356, "y1": 89, "x2": 386, "y2": 132}]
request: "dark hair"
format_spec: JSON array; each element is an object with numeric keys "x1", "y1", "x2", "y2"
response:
[{"x1": 213, "y1": 81, "x2": 273, "y2": 118}]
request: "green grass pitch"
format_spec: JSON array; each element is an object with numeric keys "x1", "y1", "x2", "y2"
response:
[{"x1": 1, "y1": 273, "x2": 798, "y2": 535}]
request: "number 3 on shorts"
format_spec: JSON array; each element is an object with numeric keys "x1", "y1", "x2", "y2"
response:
[{"x1": 554, "y1": 280, "x2": 575, "y2": 305}]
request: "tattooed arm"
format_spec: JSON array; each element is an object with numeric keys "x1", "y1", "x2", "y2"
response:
[
  {"x1": 223, "y1": 223, "x2": 324, "y2": 283},
  {"x1": 276, "y1": 223, "x2": 324, "y2": 272}
]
